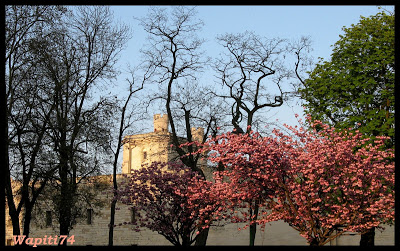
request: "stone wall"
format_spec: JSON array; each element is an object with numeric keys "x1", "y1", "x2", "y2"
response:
[{"x1": 6, "y1": 174, "x2": 394, "y2": 246}]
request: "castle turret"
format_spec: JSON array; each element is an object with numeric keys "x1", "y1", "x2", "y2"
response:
[{"x1": 153, "y1": 114, "x2": 169, "y2": 133}]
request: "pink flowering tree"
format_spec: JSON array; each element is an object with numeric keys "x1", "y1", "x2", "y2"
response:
[
  {"x1": 202, "y1": 131, "x2": 287, "y2": 229},
  {"x1": 204, "y1": 116, "x2": 394, "y2": 246},
  {"x1": 115, "y1": 161, "x2": 217, "y2": 246}
]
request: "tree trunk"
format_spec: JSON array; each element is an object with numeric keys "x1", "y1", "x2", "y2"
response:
[
  {"x1": 309, "y1": 238, "x2": 320, "y2": 246},
  {"x1": 109, "y1": 174, "x2": 118, "y2": 246},
  {"x1": 194, "y1": 227, "x2": 209, "y2": 246},
  {"x1": 59, "y1": 185, "x2": 72, "y2": 239},
  {"x1": 8, "y1": 208, "x2": 21, "y2": 241},
  {"x1": 249, "y1": 203, "x2": 259, "y2": 246},
  {"x1": 108, "y1": 155, "x2": 119, "y2": 246},
  {"x1": 22, "y1": 203, "x2": 33, "y2": 238},
  {"x1": 58, "y1": 161, "x2": 73, "y2": 245},
  {"x1": 5, "y1": 178, "x2": 22, "y2": 240},
  {"x1": 182, "y1": 228, "x2": 192, "y2": 246},
  {"x1": 360, "y1": 227, "x2": 375, "y2": 246},
  {"x1": 1, "y1": 78, "x2": 8, "y2": 246},
  {"x1": 4, "y1": 143, "x2": 22, "y2": 239},
  {"x1": 249, "y1": 223, "x2": 257, "y2": 246},
  {"x1": 108, "y1": 199, "x2": 117, "y2": 246}
]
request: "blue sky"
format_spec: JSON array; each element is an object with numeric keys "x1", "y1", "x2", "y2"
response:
[{"x1": 108, "y1": 5, "x2": 393, "y2": 131}]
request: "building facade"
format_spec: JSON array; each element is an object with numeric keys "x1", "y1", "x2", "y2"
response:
[{"x1": 121, "y1": 114, "x2": 206, "y2": 174}]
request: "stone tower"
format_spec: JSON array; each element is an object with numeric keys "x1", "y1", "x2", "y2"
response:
[
  {"x1": 122, "y1": 114, "x2": 172, "y2": 174},
  {"x1": 153, "y1": 114, "x2": 169, "y2": 133},
  {"x1": 121, "y1": 114, "x2": 209, "y2": 178}
]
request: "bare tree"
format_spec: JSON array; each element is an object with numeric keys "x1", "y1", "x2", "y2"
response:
[
  {"x1": 136, "y1": 6, "x2": 222, "y2": 245},
  {"x1": 108, "y1": 71, "x2": 145, "y2": 246},
  {"x1": 26, "y1": 6, "x2": 131, "y2": 240},
  {"x1": 214, "y1": 31, "x2": 294, "y2": 134},
  {"x1": 138, "y1": 6, "x2": 209, "y2": 176},
  {"x1": 288, "y1": 36, "x2": 314, "y2": 91},
  {"x1": 5, "y1": 5, "x2": 66, "y2": 241},
  {"x1": 213, "y1": 31, "x2": 312, "y2": 246}
]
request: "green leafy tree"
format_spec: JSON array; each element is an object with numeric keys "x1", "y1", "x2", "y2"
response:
[
  {"x1": 299, "y1": 11, "x2": 394, "y2": 147},
  {"x1": 298, "y1": 10, "x2": 394, "y2": 246}
]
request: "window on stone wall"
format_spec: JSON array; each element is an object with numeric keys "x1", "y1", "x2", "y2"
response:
[
  {"x1": 87, "y1": 208, "x2": 93, "y2": 225},
  {"x1": 46, "y1": 211, "x2": 52, "y2": 227},
  {"x1": 130, "y1": 207, "x2": 136, "y2": 223},
  {"x1": 143, "y1": 151, "x2": 147, "y2": 160}
]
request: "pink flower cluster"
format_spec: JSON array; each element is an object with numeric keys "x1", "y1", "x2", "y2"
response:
[
  {"x1": 202, "y1": 117, "x2": 394, "y2": 245},
  {"x1": 116, "y1": 161, "x2": 218, "y2": 246}
]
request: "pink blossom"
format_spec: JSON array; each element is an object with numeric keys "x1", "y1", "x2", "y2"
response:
[
  {"x1": 199, "y1": 115, "x2": 394, "y2": 246},
  {"x1": 116, "y1": 161, "x2": 218, "y2": 246}
]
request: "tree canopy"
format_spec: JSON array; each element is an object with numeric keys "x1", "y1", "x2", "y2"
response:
[
  {"x1": 299, "y1": 11, "x2": 394, "y2": 145},
  {"x1": 200, "y1": 117, "x2": 394, "y2": 246}
]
